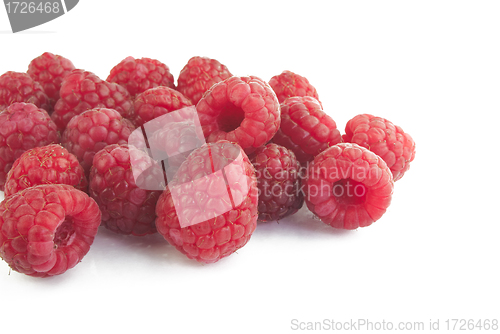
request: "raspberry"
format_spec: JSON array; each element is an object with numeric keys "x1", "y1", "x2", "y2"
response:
[
  {"x1": 196, "y1": 76, "x2": 280, "y2": 154},
  {"x1": 4, "y1": 144, "x2": 88, "y2": 197},
  {"x1": 177, "y1": 56, "x2": 233, "y2": 105},
  {"x1": 342, "y1": 114, "x2": 416, "y2": 181},
  {"x1": 0, "y1": 71, "x2": 51, "y2": 112},
  {"x1": 27, "y1": 52, "x2": 76, "y2": 110},
  {"x1": 148, "y1": 118, "x2": 205, "y2": 180},
  {"x1": 89, "y1": 144, "x2": 161, "y2": 236},
  {"x1": 249, "y1": 143, "x2": 304, "y2": 222},
  {"x1": 106, "y1": 56, "x2": 175, "y2": 98},
  {"x1": 269, "y1": 70, "x2": 320, "y2": 104},
  {"x1": 0, "y1": 103, "x2": 59, "y2": 191},
  {"x1": 303, "y1": 143, "x2": 394, "y2": 229},
  {"x1": 51, "y1": 69, "x2": 133, "y2": 131},
  {"x1": 0, "y1": 184, "x2": 101, "y2": 277},
  {"x1": 155, "y1": 140, "x2": 258, "y2": 264},
  {"x1": 130, "y1": 86, "x2": 192, "y2": 127},
  {"x1": 271, "y1": 96, "x2": 341, "y2": 164},
  {"x1": 61, "y1": 108, "x2": 135, "y2": 176}
]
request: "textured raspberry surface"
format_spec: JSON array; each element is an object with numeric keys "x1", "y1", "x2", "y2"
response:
[
  {"x1": 271, "y1": 96, "x2": 341, "y2": 164},
  {"x1": 342, "y1": 114, "x2": 416, "y2": 181},
  {"x1": 177, "y1": 56, "x2": 233, "y2": 105},
  {"x1": 0, "y1": 184, "x2": 101, "y2": 277},
  {"x1": 249, "y1": 143, "x2": 304, "y2": 222},
  {"x1": 89, "y1": 144, "x2": 161, "y2": 236},
  {"x1": 4, "y1": 144, "x2": 87, "y2": 197},
  {"x1": 106, "y1": 56, "x2": 175, "y2": 97},
  {"x1": 0, "y1": 103, "x2": 59, "y2": 191},
  {"x1": 196, "y1": 76, "x2": 280, "y2": 154},
  {"x1": 27, "y1": 52, "x2": 76, "y2": 110},
  {"x1": 61, "y1": 108, "x2": 135, "y2": 176},
  {"x1": 155, "y1": 140, "x2": 258, "y2": 264},
  {"x1": 51, "y1": 69, "x2": 133, "y2": 131},
  {"x1": 0, "y1": 71, "x2": 51, "y2": 112},
  {"x1": 130, "y1": 86, "x2": 192, "y2": 127},
  {"x1": 148, "y1": 119, "x2": 205, "y2": 181},
  {"x1": 303, "y1": 143, "x2": 394, "y2": 229},
  {"x1": 269, "y1": 70, "x2": 320, "y2": 104}
]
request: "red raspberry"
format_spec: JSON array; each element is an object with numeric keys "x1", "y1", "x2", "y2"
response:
[
  {"x1": 0, "y1": 184, "x2": 101, "y2": 277},
  {"x1": 155, "y1": 140, "x2": 258, "y2": 264},
  {"x1": 342, "y1": 114, "x2": 416, "y2": 181},
  {"x1": 61, "y1": 108, "x2": 135, "y2": 176},
  {"x1": 51, "y1": 69, "x2": 134, "y2": 131},
  {"x1": 89, "y1": 144, "x2": 162, "y2": 236},
  {"x1": 0, "y1": 71, "x2": 51, "y2": 112},
  {"x1": 4, "y1": 144, "x2": 88, "y2": 197},
  {"x1": 271, "y1": 96, "x2": 341, "y2": 164},
  {"x1": 303, "y1": 143, "x2": 394, "y2": 229},
  {"x1": 269, "y1": 70, "x2": 320, "y2": 104},
  {"x1": 27, "y1": 52, "x2": 76, "y2": 110},
  {"x1": 130, "y1": 86, "x2": 192, "y2": 127},
  {"x1": 106, "y1": 56, "x2": 175, "y2": 98},
  {"x1": 249, "y1": 143, "x2": 304, "y2": 222},
  {"x1": 177, "y1": 56, "x2": 233, "y2": 105},
  {"x1": 0, "y1": 103, "x2": 59, "y2": 190},
  {"x1": 196, "y1": 76, "x2": 280, "y2": 154},
  {"x1": 148, "y1": 118, "x2": 205, "y2": 180}
]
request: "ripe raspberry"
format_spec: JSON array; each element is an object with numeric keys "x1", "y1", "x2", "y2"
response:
[
  {"x1": 177, "y1": 56, "x2": 233, "y2": 105},
  {"x1": 303, "y1": 143, "x2": 394, "y2": 229},
  {"x1": 130, "y1": 86, "x2": 192, "y2": 127},
  {"x1": 0, "y1": 71, "x2": 51, "y2": 112},
  {"x1": 4, "y1": 144, "x2": 88, "y2": 197},
  {"x1": 0, "y1": 103, "x2": 59, "y2": 191},
  {"x1": 106, "y1": 56, "x2": 175, "y2": 97},
  {"x1": 155, "y1": 140, "x2": 258, "y2": 264},
  {"x1": 0, "y1": 184, "x2": 101, "y2": 277},
  {"x1": 342, "y1": 114, "x2": 416, "y2": 181},
  {"x1": 51, "y1": 69, "x2": 133, "y2": 131},
  {"x1": 249, "y1": 143, "x2": 303, "y2": 222},
  {"x1": 148, "y1": 118, "x2": 205, "y2": 180},
  {"x1": 271, "y1": 96, "x2": 341, "y2": 164},
  {"x1": 61, "y1": 108, "x2": 135, "y2": 176},
  {"x1": 196, "y1": 76, "x2": 280, "y2": 154},
  {"x1": 27, "y1": 52, "x2": 76, "y2": 110},
  {"x1": 89, "y1": 144, "x2": 161, "y2": 236},
  {"x1": 269, "y1": 70, "x2": 320, "y2": 104}
]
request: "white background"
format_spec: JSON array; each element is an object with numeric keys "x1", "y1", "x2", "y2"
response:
[{"x1": 1, "y1": 1, "x2": 499, "y2": 333}]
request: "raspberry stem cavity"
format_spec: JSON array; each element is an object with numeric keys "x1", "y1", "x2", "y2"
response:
[
  {"x1": 217, "y1": 104, "x2": 245, "y2": 133},
  {"x1": 53, "y1": 219, "x2": 76, "y2": 248},
  {"x1": 332, "y1": 179, "x2": 367, "y2": 206}
]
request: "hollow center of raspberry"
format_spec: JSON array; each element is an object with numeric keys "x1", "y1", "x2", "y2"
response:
[
  {"x1": 54, "y1": 218, "x2": 76, "y2": 248},
  {"x1": 332, "y1": 179, "x2": 367, "y2": 206},
  {"x1": 217, "y1": 104, "x2": 245, "y2": 133}
]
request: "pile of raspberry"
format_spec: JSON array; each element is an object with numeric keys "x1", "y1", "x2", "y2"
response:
[{"x1": 0, "y1": 53, "x2": 416, "y2": 278}]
